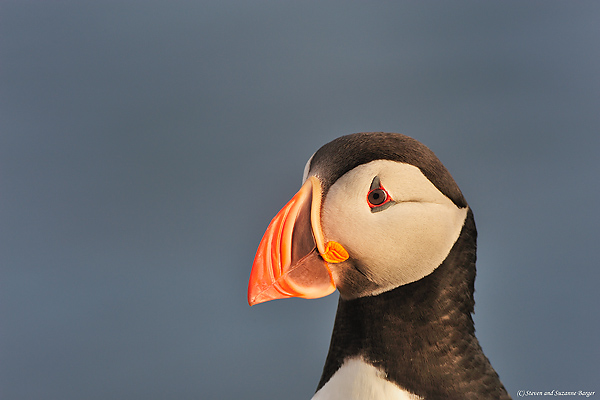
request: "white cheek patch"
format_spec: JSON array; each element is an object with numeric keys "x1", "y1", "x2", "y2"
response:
[{"x1": 321, "y1": 160, "x2": 467, "y2": 295}]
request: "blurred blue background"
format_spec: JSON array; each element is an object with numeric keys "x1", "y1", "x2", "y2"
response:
[{"x1": 1, "y1": 2, "x2": 599, "y2": 399}]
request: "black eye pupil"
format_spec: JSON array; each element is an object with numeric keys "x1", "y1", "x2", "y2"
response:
[{"x1": 368, "y1": 189, "x2": 386, "y2": 206}]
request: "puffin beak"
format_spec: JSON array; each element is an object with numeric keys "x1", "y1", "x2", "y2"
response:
[{"x1": 248, "y1": 177, "x2": 348, "y2": 306}]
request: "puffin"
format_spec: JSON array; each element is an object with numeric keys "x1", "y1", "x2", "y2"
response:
[{"x1": 248, "y1": 132, "x2": 511, "y2": 400}]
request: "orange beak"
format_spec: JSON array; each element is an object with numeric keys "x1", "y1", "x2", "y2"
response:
[{"x1": 248, "y1": 177, "x2": 349, "y2": 306}]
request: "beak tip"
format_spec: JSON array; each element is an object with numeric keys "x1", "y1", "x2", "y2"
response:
[
  {"x1": 248, "y1": 288, "x2": 267, "y2": 306},
  {"x1": 247, "y1": 287, "x2": 260, "y2": 306},
  {"x1": 247, "y1": 286, "x2": 282, "y2": 306}
]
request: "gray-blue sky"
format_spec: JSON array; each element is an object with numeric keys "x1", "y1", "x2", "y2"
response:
[{"x1": 1, "y1": 1, "x2": 599, "y2": 399}]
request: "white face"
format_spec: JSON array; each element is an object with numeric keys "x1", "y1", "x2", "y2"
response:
[{"x1": 320, "y1": 160, "x2": 468, "y2": 298}]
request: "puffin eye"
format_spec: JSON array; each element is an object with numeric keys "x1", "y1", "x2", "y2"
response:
[
  {"x1": 367, "y1": 188, "x2": 388, "y2": 206},
  {"x1": 367, "y1": 176, "x2": 393, "y2": 210}
]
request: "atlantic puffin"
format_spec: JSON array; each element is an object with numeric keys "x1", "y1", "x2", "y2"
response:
[{"x1": 248, "y1": 132, "x2": 511, "y2": 400}]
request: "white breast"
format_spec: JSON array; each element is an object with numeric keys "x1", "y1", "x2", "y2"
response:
[{"x1": 311, "y1": 357, "x2": 423, "y2": 400}]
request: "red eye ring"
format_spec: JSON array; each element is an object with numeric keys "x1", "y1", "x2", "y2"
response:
[{"x1": 367, "y1": 186, "x2": 392, "y2": 208}]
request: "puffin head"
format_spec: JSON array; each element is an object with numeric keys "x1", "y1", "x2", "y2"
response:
[{"x1": 248, "y1": 132, "x2": 469, "y2": 304}]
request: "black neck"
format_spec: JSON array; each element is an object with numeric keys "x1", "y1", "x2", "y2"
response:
[{"x1": 316, "y1": 211, "x2": 510, "y2": 399}]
